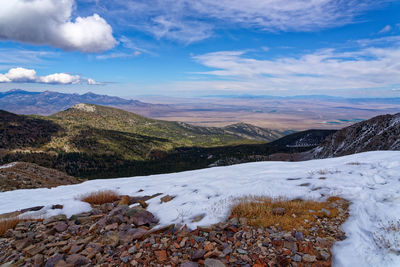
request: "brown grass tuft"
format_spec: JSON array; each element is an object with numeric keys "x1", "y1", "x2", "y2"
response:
[
  {"x1": 0, "y1": 217, "x2": 43, "y2": 237},
  {"x1": 0, "y1": 218, "x2": 23, "y2": 236},
  {"x1": 81, "y1": 190, "x2": 120, "y2": 205},
  {"x1": 230, "y1": 196, "x2": 343, "y2": 233}
]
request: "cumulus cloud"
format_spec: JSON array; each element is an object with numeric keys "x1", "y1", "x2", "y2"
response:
[
  {"x1": 99, "y1": 0, "x2": 384, "y2": 43},
  {"x1": 0, "y1": 0, "x2": 117, "y2": 52},
  {"x1": 0, "y1": 67, "x2": 99, "y2": 85},
  {"x1": 192, "y1": 38, "x2": 400, "y2": 91}
]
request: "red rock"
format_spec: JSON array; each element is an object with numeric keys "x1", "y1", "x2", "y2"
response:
[
  {"x1": 204, "y1": 243, "x2": 214, "y2": 251},
  {"x1": 155, "y1": 250, "x2": 167, "y2": 262}
]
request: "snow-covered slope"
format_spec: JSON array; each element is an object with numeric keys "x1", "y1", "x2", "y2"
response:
[
  {"x1": 1, "y1": 151, "x2": 400, "y2": 266},
  {"x1": 311, "y1": 113, "x2": 400, "y2": 158}
]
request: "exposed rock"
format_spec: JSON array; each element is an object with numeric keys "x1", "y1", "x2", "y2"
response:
[
  {"x1": 160, "y1": 195, "x2": 175, "y2": 203},
  {"x1": 191, "y1": 249, "x2": 205, "y2": 260},
  {"x1": 181, "y1": 261, "x2": 199, "y2": 267},
  {"x1": 303, "y1": 254, "x2": 317, "y2": 262},
  {"x1": 66, "y1": 254, "x2": 90, "y2": 266},
  {"x1": 204, "y1": 258, "x2": 226, "y2": 267}
]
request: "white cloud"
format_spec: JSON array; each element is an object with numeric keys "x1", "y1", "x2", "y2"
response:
[
  {"x1": 379, "y1": 25, "x2": 392, "y2": 34},
  {"x1": 0, "y1": 67, "x2": 99, "y2": 85},
  {"x1": 101, "y1": 0, "x2": 384, "y2": 43},
  {"x1": 192, "y1": 37, "x2": 400, "y2": 91},
  {"x1": 39, "y1": 73, "x2": 80, "y2": 84},
  {"x1": 0, "y1": 0, "x2": 117, "y2": 52},
  {"x1": 87, "y1": 78, "x2": 102, "y2": 85}
]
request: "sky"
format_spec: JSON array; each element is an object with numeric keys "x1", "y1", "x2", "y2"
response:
[{"x1": 0, "y1": 0, "x2": 400, "y2": 98}]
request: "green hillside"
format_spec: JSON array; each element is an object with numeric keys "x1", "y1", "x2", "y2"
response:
[
  {"x1": 0, "y1": 105, "x2": 335, "y2": 179},
  {"x1": 2, "y1": 104, "x2": 283, "y2": 162}
]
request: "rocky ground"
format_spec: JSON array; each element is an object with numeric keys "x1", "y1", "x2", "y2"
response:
[
  {"x1": 0, "y1": 162, "x2": 82, "y2": 192},
  {"x1": 0, "y1": 194, "x2": 349, "y2": 267}
]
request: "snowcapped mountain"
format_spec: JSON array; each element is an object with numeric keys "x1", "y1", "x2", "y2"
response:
[{"x1": 310, "y1": 113, "x2": 400, "y2": 158}]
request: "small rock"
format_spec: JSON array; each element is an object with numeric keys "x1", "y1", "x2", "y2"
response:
[
  {"x1": 102, "y1": 232, "x2": 119, "y2": 247},
  {"x1": 303, "y1": 254, "x2": 317, "y2": 262},
  {"x1": 191, "y1": 249, "x2": 205, "y2": 260},
  {"x1": 320, "y1": 208, "x2": 331, "y2": 216},
  {"x1": 294, "y1": 231, "x2": 304, "y2": 241},
  {"x1": 138, "y1": 200, "x2": 148, "y2": 208},
  {"x1": 44, "y1": 215, "x2": 67, "y2": 225},
  {"x1": 272, "y1": 208, "x2": 285, "y2": 216},
  {"x1": 119, "y1": 228, "x2": 148, "y2": 243},
  {"x1": 222, "y1": 246, "x2": 232, "y2": 255},
  {"x1": 53, "y1": 222, "x2": 68, "y2": 232},
  {"x1": 237, "y1": 248, "x2": 248, "y2": 254},
  {"x1": 155, "y1": 250, "x2": 167, "y2": 262},
  {"x1": 283, "y1": 241, "x2": 297, "y2": 252},
  {"x1": 181, "y1": 262, "x2": 199, "y2": 267},
  {"x1": 319, "y1": 250, "x2": 330, "y2": 261},
  {"x1": 204, "y1": 258, "x2": 226, "y2": 267},
  {"x1": 129, "y1": 210, "x2": 159, "y2": 226},
  {"x1": 66, "y1": 254, "x2": 90, "y2": 266},
  {"x1": 191, "y1": 214, "x2": 205, "y2": 223},
  {"x1": 119, "y1": 195, "x2": 130, "y2": 206},
  {"x1": 44, "y1": 254, "x2": 65, "y2": 267},
  {"x1": 292, "y1": 254, "x2": 302, "y2": 262}
]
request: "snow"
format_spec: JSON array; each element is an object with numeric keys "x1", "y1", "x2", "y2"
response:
[
  {"x1": 1, "y1": 151, "x2": 400, "y2": 266},
  {"x1": 0, "y1": 162, "x2": 17, "y2": 169}
]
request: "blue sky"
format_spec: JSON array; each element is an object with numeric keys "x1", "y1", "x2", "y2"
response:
[{"x1": 0, "y1": 0, "x2": 400, "y2": 98}]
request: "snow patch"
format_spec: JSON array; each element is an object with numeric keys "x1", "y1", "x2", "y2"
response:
[{"x1": 0, "y1": 162, "x2": 17, "y2": 169}]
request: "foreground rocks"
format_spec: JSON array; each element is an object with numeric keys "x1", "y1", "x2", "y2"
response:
[{"x1": 0, "y1": 197, "x2": 349, "y2": 266}]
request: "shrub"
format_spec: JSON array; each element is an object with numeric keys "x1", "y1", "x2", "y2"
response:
[
  {"x1": 0, "y1": 218, "x2": 23, "y2": 236},
  {"x1": 230, "y1": 196, "x2": 343, "y2": 233},
  {"x1": 81, "y1": 190, "x2": 120, "y2": 205}
]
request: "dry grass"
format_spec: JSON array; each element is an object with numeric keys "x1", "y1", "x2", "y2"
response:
[
  {"x1": 0, "y1": 218, "x2": 24, "y2": 236},
  {"x1": 0, "y1": 217, "x2": 43, "y2": 237},
  {"x1": 81, "y1": 190, "x2": 120, "y2": 205},
  {"x1": 374, "y1": 220, "x2": 400, "y2": 253},
  {"x1": 230, "y1": 196, "x2": 342, "y2": 233}
]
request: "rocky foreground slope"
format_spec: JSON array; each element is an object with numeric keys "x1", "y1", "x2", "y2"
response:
[
  {"x1": 0, "y1": 162, "x2": 81, "y2": 192},
  {"x1": 0, "y1": 194, "x2": 349, "y2": 266}
]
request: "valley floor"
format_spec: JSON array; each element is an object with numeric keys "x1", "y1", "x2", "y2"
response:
[{"x1": 1, "y1": 151, "x2": 400, "y2": 266}]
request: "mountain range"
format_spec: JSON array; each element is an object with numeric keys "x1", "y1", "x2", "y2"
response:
[{"x1": 0, "y1": 89, "x2": 172, "y2": 116}]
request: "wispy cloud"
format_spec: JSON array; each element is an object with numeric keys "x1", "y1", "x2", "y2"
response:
[
  {"x1": 379, "y1": 25, "x2": 392, "y2": 34},
  {"x1": 0, "y1": 0, "x2": 117, "y2": 52},
  {"x1": 191, "y1": 36, "x2": 400, "y2": 91},
  {"x1": 91, "y1": 0, "x2": 385, "y2": 43},
  {"x1": 96, "y1": 52, "x2": 138, "y2": 60},
  {"x1": 0, "y1": 67, "x2": 101, "y2": 85},
  {"x1": 0, "y1": 49, "x2": 58, "y2": 66}
]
